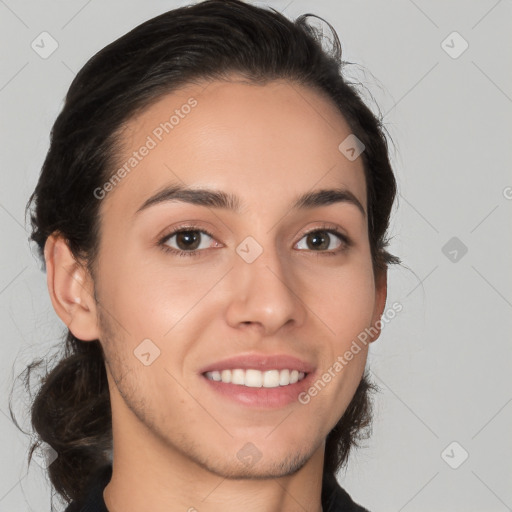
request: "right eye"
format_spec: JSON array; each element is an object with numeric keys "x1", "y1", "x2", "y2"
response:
[{"x1": 159, "y1": 227, "x2": 218, "y2": 257}]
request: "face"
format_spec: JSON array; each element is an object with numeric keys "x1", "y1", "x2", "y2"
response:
[{"x1": 85, "y1": 78, "x2": 386, "y2": 478}]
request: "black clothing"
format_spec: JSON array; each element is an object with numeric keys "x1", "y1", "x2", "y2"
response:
[{"x1": 64, "y1": 464, "x2": 370, "y2": 512}]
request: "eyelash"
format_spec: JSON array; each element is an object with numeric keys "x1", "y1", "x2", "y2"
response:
[{"x1": 157, "y1": 224, "x2": 352, "y2": 258}]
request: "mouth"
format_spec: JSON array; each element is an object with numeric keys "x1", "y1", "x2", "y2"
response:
[
  {"x1": 199, "y1": 353, "x2": 315, "y2": 408},
  {"x1": 204, "y1": 368, "x2": 307, "y2": 388}
]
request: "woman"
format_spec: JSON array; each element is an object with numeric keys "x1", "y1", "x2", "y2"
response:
[{"x1": 18, "y1": 0, "x2": 400, "y2": 510}]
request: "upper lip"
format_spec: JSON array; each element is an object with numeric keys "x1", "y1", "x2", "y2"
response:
[{"x1": 199, "y1": 353, "x2": 316, "y2": 374}]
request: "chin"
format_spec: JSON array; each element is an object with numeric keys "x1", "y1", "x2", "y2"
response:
[{"x1": 191, "y1": 443, "x2": 316, "y2": 480}]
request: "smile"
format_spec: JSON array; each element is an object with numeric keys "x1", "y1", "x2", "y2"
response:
[{"x1": 204, "y1": 368, "x2": 307, "y2": 388}]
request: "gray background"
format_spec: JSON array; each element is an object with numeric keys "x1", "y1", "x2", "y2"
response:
[{"x1": 1, "y1": 0, "x2": 511, "y2": 511}]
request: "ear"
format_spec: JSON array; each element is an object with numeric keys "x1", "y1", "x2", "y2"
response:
[
  {"x1": 44, "y1": 233, "x2": 100, "y2": 341},
  {"x1": 368, "y1": 267, "x2": 388, "y2": 343}
]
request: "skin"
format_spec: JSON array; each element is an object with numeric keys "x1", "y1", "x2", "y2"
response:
[{"x1": 44, "y1": 77, "x2": 387, "y2": 512}]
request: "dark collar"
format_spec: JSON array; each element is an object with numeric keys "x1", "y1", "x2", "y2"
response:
[
  {"x1": 65, "y1": 465, "x2": 370, "y2": 512},
  {"x1": 322, "y1": 472, "x2": 371, "y2": 512}
]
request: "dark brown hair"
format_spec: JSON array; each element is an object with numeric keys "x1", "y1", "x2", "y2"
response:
[{"x1": 11, "y1": 0, "x2": 399, "y2": 505}]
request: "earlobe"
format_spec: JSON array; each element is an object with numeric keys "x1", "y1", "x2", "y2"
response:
[
  {"x1": 44, "y1": 233, "x2": 100, "y2": 341},
  {"x1": 369, "y1": 268, "x2": 388, "y2": 343}
]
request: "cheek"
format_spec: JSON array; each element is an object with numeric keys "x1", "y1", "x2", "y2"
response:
[
  {"x1": 300, "y1": 257, "x2": 376, "y2": 343},
  {"x1": 101, "y1": 251, "x2": 223, "y2": 340}
]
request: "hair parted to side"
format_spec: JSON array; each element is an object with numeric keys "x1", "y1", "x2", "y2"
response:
[{"x1": 10, "y1": 0, "x2": 400, "y2": 505}]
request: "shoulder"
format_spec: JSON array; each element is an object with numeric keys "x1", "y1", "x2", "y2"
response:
[{"x1": 322, "y1": 472, "x2": 371, "y2": 512}]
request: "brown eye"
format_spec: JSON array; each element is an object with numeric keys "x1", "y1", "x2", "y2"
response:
[
  {"x1": 175, "y1": 231, "x2": 201, "y2": 250},
  {"x1": 295, "y1": 229, "x2": 348, "y2": 253},
  {"x1": 162, "y1": 229, "x2": 215, "y2": 253},
  {"x1": 305, "y1": 231, "x2": 331, "y2": 250}
]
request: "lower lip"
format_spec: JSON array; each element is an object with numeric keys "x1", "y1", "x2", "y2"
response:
[{"x1": 201, "y1": 372, "x2": 315, "y2": 408}]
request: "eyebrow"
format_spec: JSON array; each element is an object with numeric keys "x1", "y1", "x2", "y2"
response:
[{"x1": 134, "y1": 184, "x2": 366, "y2": 218}]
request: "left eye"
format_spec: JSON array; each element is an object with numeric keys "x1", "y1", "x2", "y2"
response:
[{"x1": 295, "y1": 229, "x2": 345, "y2": 251}]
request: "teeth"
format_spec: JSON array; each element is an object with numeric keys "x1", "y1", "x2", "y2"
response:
[
  {"x1": 245, "y1": 369, "x2": 262, "y2": 387},
  {"x1": 205, "y1": 368, "x2": 307, "y2": 387},
  {"x1": 279, "y1": 369, "x2": 290, "y2": 385},
  {"x1": 263, "y1": 370, "x2": 280, "y2": 388},
  {"x1": 231, "y1": 369, "x2": 245, "y2": 385}
]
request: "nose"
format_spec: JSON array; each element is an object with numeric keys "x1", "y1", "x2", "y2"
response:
[{"x1": 224, "y1": 246, "x2": 307, "y2": 336}]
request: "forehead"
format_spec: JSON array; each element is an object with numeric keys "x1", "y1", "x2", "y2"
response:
[{"x1": 101, "y1": 78, "x2": 367, "y2": 218}]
